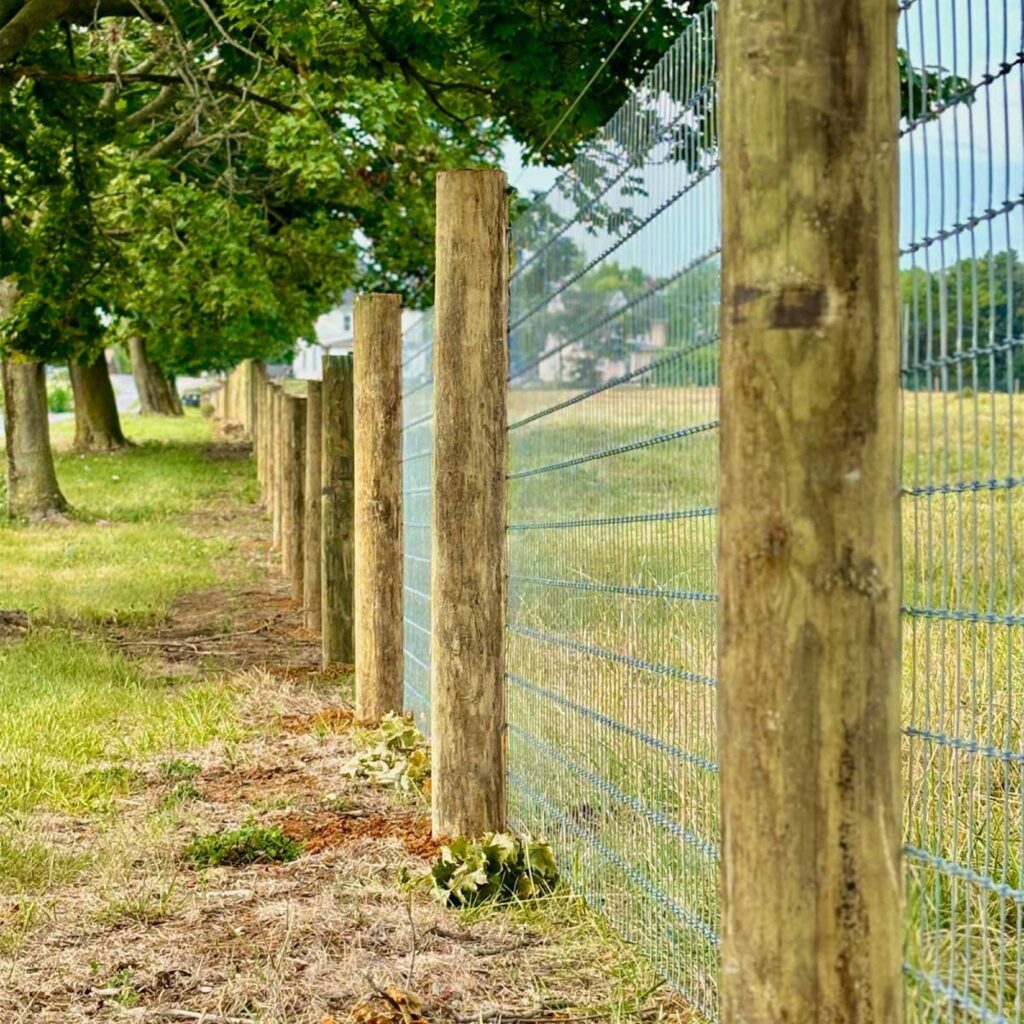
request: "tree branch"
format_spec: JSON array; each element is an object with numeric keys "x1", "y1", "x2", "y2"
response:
[
  {"x1": 3, "y1": 66, "x2": 293, "y2": 114},
  {"x1": 346, "y1": 0, "x2": 471, "y2": 124},
  {"x1": 0, "y1": 0, "x2": 159, "y2": 63}
]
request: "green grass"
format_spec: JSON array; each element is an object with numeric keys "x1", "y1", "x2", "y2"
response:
[
  {"x1": 0, "y1": 411, "x2": 257, "y2": 623},
  {"x1": 0, "y1": 413, "x2": 252, "y2": 894},
  {"x1": 504, "y1": 385, "x2": 1022, "y2": 1021},
  {"x1": 0, "y1": 628, "x2": 243, "y2": 816}
]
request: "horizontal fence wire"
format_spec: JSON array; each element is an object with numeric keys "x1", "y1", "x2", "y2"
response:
[
  {"x1": 398, "y1": 1, "x2": 1022, "y2": 1017},
  {"x1": 506, "y1": 4, "x2": 722, "y2": 1017},
  {"x1": 898, "y1": 0, "x2": 1023, "y2": 1020},
  {"x1": 401, "y1": 311, "x2": 434, "y2": 733}
]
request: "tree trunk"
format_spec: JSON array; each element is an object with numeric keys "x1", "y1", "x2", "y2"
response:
[
  {"x1": 128, "y1": 336, "x2": 182, "y2": 416},
  {"x1": 70, "y1": 352, "x2": 129, "y2": 451},
  {"x1": 2, "y1": 358, "x2": 69, "y2": 519}
]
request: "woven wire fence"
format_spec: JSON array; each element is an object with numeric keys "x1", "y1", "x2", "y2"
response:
[
  {"x1": 398, "y1": 1, "x2": 1022, "y2": 1018},
  {"x1": 401, "y1": 312, "x2": 435, "y2": 733},
  {"x1": 898, "y1": 1, "x2": 1023, "y2": 1020},
  {"x1": 506, "y1": 5, "x2": 721, "y2": 1016}
]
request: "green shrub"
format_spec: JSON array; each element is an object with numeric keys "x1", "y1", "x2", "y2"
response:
[
  {"x1": 46, "y1": 383, "x2": 73, "y2": 413},
  {"x1": 182, "y1": 822, "x2": 301, "y2": 868},
  {"x1": 429, "y1": 833, "x2": 559, "y2": 908}
]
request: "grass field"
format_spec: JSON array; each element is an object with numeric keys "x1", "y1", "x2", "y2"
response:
[
  {"x1": 0, "y1": 410, "x2": 691, "y2": 1024},
  {"x1": 503, "y1": 384, "x2": 1022, "y2": 1022},
  {"x1": 0, "y1": 412, "x2": 255, "y2": 851}
]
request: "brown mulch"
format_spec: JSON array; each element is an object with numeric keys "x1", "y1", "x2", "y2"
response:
[{"x1": 280, "y1": 809, "x2": 441, "y2": 859}]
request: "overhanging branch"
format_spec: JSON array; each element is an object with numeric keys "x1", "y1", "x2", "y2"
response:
[{"x1": 3, "y1": 66, "x2": 294, "y2": 114}]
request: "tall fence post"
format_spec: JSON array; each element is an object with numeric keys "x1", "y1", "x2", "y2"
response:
[
  {"x1": 354, "y1": 293, "x2": 403, "y2": 723},
  {"x1": 271, "y1": 383, "x2": 284, "y2": 549},
  {"x1": 718, "y1": 2, "x2": 902, "y2": 1021},
  {"x1": 430, "y1": 169, "x2": 509, "y2": 839},
  {"x1": 303, "y1": 380, "x2": 323, "y2": 631},
  {"x1": 322, "y1": 354, "x2": 355, "y2": 669},
  {"x1": 282, "y1": 392, "x2": 306, "y2": 597}
]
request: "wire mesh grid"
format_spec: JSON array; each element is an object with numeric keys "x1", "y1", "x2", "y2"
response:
[
  {"x1": 401, "y1": 311, "x2": 435, "y2": 733},
  {"x1": 505, "y1": 5, "x2": 722, "y2": 1017},
  {"x1": 396, "y1": 1, "x2": 1022, "y2": 1017},
  {"x1": 898, "y1": 1, "x2": 1022, "y2": 1020}
]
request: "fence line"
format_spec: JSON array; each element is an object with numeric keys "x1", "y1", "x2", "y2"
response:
[{"x1": 213, "y1": 0, "x2": 1022, "y2": 1015}]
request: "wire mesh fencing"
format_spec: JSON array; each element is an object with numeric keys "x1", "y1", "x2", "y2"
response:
[
  {"x1": 398, "y1": 0, "x2": 1021, "y2": 1018},
  {"x1": 401, "y1": 312, "x2": 435, "y2": 733},
  {"x1": 898, "y1": 1, "x2": 1022, "y2": 1020},
  {"x1": 505, "y1": 5, "x2": 721, "y2": 1016}
]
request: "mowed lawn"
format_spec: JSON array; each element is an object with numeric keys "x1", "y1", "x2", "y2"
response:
[{"x1": 0, "y1": 413, "x2": 256, "y2": 833}]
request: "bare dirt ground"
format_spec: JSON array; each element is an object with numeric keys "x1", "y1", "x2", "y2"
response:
[{"x1": 0, "y1": 498, "x2": 696, "y2": 1024}]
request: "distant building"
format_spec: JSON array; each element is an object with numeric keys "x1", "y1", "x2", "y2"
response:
[
  {"x1": 293, "y1": 291, "x2": 429, "y2": 379},
  {"x1": 293, "y1": 291, "x2": 356, "y2": 380}
]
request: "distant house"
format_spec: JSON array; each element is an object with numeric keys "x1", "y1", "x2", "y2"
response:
[
  {"x1": 535, "y1": 288, "x2": 669, "y2": 387},
  {"x1": 293, "y1": 292, "x2": 431, "y2": 380},
  {"x1": 293, "y1": 291, "x2": 356, "y2": 380}
]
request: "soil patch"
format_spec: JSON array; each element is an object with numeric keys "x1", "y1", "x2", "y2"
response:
[{"x1": 281, "y1": 809, "x2": 440, "y2": 859}]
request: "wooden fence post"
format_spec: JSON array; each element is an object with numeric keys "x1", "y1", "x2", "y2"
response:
[
  {"x1": 430, "y1": 169, "x2": 509, "y2": 839},
  {"x1": 271, "y1": 384, "x2": 284, "y2": 549},
  {"x1": 321, "y1": 354, "x2": 356, "y2": 669},
  {"x1": 282, "y1": 392, "x2": 306, "y2": 596},
  {"x1": 718, "y1": 2, "x2": 902, "y2": 1021},
  {"x1": 303, "y1": 380, "x2": 323, "y2": 630},
  {"x1": 354, "y1": 293, "x2": 403, "y2": 724}
]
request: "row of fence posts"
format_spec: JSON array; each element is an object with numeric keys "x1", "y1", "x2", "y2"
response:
[
  {"x1": 212, "y1": 170, "x2": 509, "y2": 848},
  {"x1": 211, "y1": 3, "x2": 905, "y2": 999}
]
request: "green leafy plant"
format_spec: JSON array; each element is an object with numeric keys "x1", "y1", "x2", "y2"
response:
[
  {"x1": 341, "y1": 712, "x2": 430, "y2": 793},
  {"x1": 182, "y1": 822, "x2": 301, "y2": 868},
  {"x1": 428, "y1": 833, "x2": 559, "y2": 908}
]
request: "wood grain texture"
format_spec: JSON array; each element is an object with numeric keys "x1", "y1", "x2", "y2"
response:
[
  {"x1": 321, "y1": 354, "x2": 356, "y2": 668},
  {"x1": 303, "y1": 380, "x2": 323, "y2": 631},
  {"x1": 271, "y1": 384, "x2": 284, "y2": 550},
  {"x1": 430, "y1": 169, "x2": 509, "y2": 839},
  {"x1": 354, "y1": 293, "x2": 404, "y2": 723},
  {"x1": 281, "y1": 392, "x2": 306, "y2": 588},
  {"x1": 718, "y1": 1, "x2": 902, "y2": 1020}
]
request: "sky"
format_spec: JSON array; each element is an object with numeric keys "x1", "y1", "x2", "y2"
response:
[{"x1": 505, "y1": 0, "x2": 1023, "y2": 283}]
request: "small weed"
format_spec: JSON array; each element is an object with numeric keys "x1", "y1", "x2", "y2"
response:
[
  {"x1": 182, "y1": 822, "x2": 302, "y2": 868},
  {"x1": 105, "y1": 966, "x2": 141, "y2": 1007},
  {"x1": 158, "y1": 758, "x2": 202, "y2": 781},
  {"x1": 97, "y1": 875, "x2": 181, "y2": 926},
  {"x1": 158, "y1": 779, "x2": 201, "y2": 809},
  {"x1": 425, "y1": 833, "x2": 560, "y2": 908}
]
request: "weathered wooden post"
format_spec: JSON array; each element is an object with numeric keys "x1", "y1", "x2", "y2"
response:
[
  {"x1": 303, "y1": 380, "x2": 323, "y2": 631},
  {"x1": 321, "y1": 354, "x2": 356, "y2": 668},
  {"x1": 430, "y1": 169, "x2": 509, "y2": 839},
  {"x1": 354, "y1": 293, "x2": 403, "y2": 724},
  {"x1": 271, "y1": 383, "x2": 284, "y2": 549},
  {"x1": 282, "y1": 392, "x2": 306, "y2": 595},
  {"x1": 718, "y1": 2, "x2": 902, "y2": 1021}
]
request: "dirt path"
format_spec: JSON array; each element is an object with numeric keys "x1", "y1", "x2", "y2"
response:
[{"x1": 0, "y1": 490, "x2": 695, "y2": 1024}]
